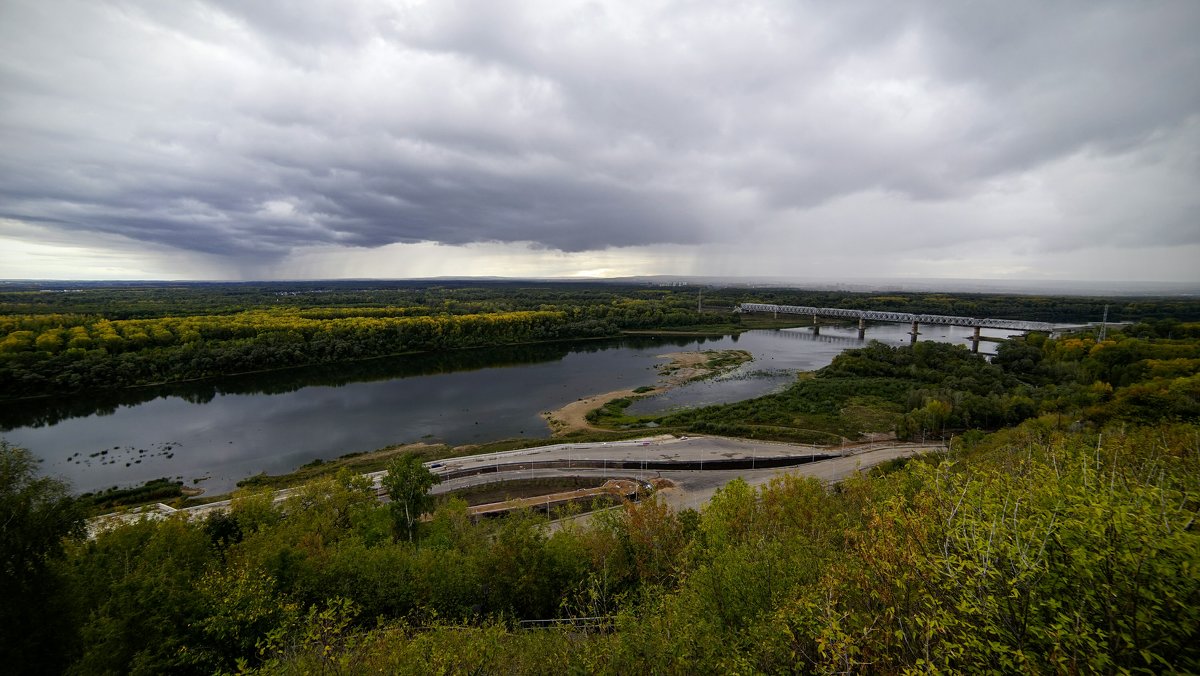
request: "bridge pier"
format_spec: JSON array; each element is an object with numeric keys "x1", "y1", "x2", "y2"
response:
[
  {"x1": 812, "y1": 314, "x2": 820, "y2": 335},
  {"x1": 909, "y1": 321, "x2": 919, "y2": 345},
  {"x1": 970, "y1": 326, "x2": 981, "y2": 353},
  {"x1": 732, "y1": 304, "x2": 1055, "y2": 338},
  {"x1": 858, "y1": 317, "x2": 866, "y2": 340}
]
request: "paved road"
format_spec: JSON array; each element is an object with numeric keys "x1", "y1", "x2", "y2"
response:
[
  {"x1": 539, "y1": 442, "x2": 943, "y2": 530},
  {"x1": 410, "y1": 435, "x2": 910, "y2": 485},
  {"x1": 654, "y1": 445, "x2": 940, "y2": 512},
  {"x1": 89, "y1": 435, "x2": 942, "y2": 535},
  {"x1": 411, "y1": 434, "x2": 943, "y2": 523}
]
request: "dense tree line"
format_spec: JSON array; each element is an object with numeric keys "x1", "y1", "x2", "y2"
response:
[
  {"x1": 5, "y1": 280, "x2": 1199, "y2": 322},
  {"x1": 0, "y1": 284, "x2": 722, "y2": 399},
  {"x1": 0, "y1": 280, "x2": 712, "y2": 319},
  {"x1": 0, "y1": 308, "x2": 700, "y2": 399},
  {"x1": 5, "y1": 281, "x2": 1199, "y2": 400}
]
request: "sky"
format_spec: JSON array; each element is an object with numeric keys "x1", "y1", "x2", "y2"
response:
[{"x1": 1, "y1": 1, "x2": 1198, "y2": 283}]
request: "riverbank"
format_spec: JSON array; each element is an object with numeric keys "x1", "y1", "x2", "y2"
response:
[
  {"x1": 541, "y1": 349, "x2": 752, "y2": 436},
  {"x1": 233, "y1": 441, "x2": 450, "y2": 493},
  {"x1": 144, "y1": 349, "x2": 754, "y2": 509}
]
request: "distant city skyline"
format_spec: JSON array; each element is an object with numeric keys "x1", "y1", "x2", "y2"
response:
[{"x1": 2, "y1": 1, "x2": 1198, "y2": 282}]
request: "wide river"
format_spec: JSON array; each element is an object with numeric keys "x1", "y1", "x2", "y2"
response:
[{"x1": 4, "y1": 323, "x2": 1005, "y2": 494}]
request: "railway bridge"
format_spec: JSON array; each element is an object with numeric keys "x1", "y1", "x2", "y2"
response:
[{"x1": 734, "y1": 303, "x2": 1055, "y2": 352}]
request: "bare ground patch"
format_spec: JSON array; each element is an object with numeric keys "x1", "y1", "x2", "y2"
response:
[{"x1": 542, "y1": 350, "x2": 752, "y2": 436}]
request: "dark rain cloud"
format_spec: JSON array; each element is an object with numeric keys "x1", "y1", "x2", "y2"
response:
[{"x1": 0, "y1": 0, "x2": 1197, "y2": 265}]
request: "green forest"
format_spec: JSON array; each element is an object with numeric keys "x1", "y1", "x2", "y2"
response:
[
  {"x1": 4, "y1": 280, "x2": 1199, "y2": 400},
  {"x1": 0, "y1": 284, "x2": 705, "y2": 398},
  {"x1": 3, "y1": 283, "x2": 1199, "y2": 673}
]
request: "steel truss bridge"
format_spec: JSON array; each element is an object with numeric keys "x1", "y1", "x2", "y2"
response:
[{"x1": 734, "y1": 303, "x2": 1054, "y2": 333}]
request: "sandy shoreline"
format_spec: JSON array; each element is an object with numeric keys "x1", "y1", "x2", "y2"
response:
[{"x1": 541, "y1": 350, "x2": 748, "y2": 435}]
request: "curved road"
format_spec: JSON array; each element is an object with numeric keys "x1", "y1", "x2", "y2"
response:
[
  {"x1": 406, "y1": 435, "x2": 945, "y2": 515},
  {"x1": 91, "y1": 435, "x2": 943, "y2": 535}
]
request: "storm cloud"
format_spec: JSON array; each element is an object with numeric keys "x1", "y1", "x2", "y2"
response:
[{"x1": 1, "y1": 1, "x2": 1197, "y2": 279}]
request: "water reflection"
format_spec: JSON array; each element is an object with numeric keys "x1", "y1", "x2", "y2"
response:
[{"x1": 3, "y1": 341, "x2": 622, "y2": 431}]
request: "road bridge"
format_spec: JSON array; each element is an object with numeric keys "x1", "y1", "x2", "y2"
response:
[{"x1": 735, "y1": 302, "x2": 1054, "y2": 351}]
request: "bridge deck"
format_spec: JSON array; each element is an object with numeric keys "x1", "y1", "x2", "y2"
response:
[{"x1": 735, "y1": 303, "x2": 1054, "y2": 332}]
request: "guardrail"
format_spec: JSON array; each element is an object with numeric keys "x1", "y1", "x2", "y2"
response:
[
  {"x1": 429, "y1": 453, "x2": 838, "y2": 484},
  {"x1": 518, "y1": 616, "x2": 615, "y2": 631}
]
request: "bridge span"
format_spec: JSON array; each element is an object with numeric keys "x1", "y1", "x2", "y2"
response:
[{"x1": 734, "y1": 303, "x2": 1054, "y2": 351}]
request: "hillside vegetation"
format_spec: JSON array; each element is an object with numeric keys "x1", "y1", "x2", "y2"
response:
[{"x1": 5, "y1": 417, "x2": 1195, "y2": 674}]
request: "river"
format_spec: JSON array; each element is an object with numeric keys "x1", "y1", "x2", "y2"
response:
[{"x1": 3, "y1": 323, "x2": 1006, "y2": 493}]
